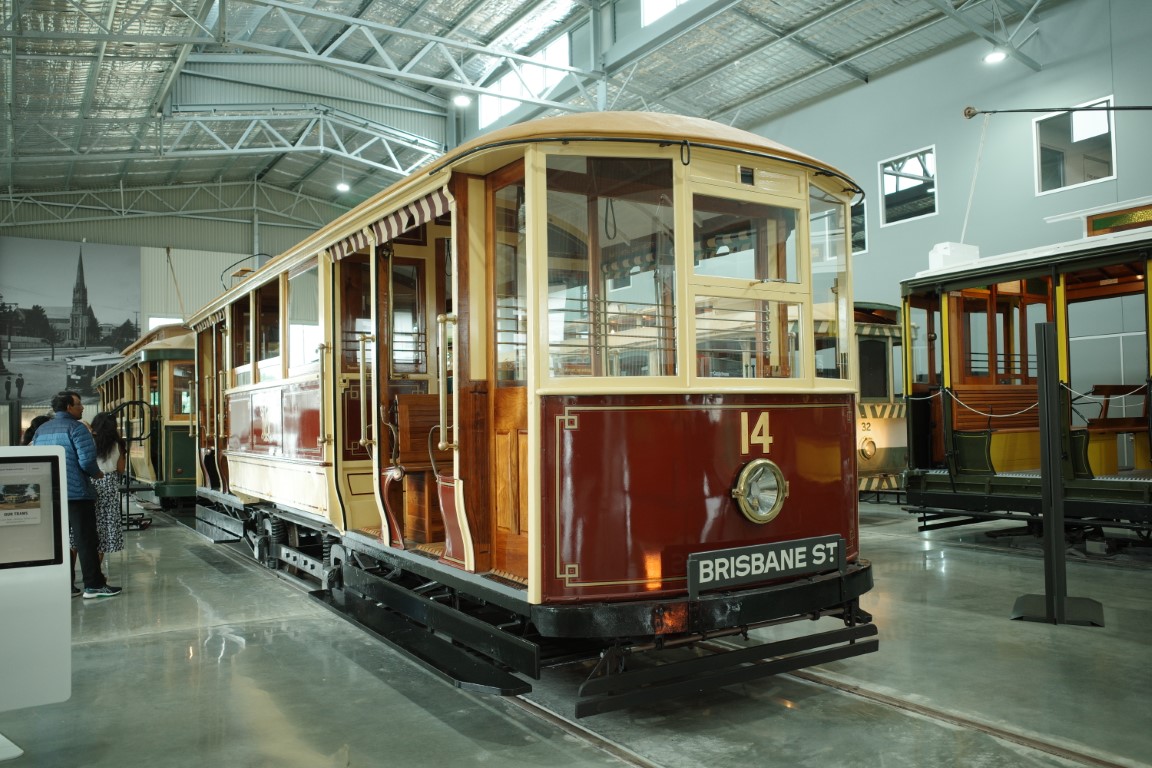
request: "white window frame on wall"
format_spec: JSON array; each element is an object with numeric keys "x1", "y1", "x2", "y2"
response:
[
  {"x1": 878, "y1": 145, "x2": 938, "y2": 227},
  {"x1": 1033, "y1": 95, "x2": 1117, "y2": 197}
]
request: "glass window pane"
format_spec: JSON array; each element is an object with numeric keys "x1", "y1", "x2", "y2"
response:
[
  {"x1": 851, "y1": 200, "x2": 866, "y2": 254},
  {"x1": 810, "y1": 186, "x2": 850, "y2": 379},
  {"x1": 693, "y1": 195, "x2": 798, "y2": 282},
  {"x1": 231, "y1": 295, "x2": 251, "y2": 386},
  {"x1": 494, "y1": 181, "x2": 527, "y2": 385},
  {"x1": 391, "y1": 259, "x2": 427, "y2": 375},
  {"x1": 695, "y1": 296, "x2": 801, "y2": 379},
  {"x1": 288, "y1": 265, "x2": 320, "y2": 369},
  {"x1": 171, "y1": 363, "x2": 193, "y2": 416},
  {"x1": 546, "y1": 156, "x2": 676, "y2": 377},
  {"x1": 340, "y1": 255, "x2": 372, "y2": 372}
]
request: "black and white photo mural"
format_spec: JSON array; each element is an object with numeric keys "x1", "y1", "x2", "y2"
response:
[{"x1": 0, "y1": 235, "x2": 141, "y2": 424}]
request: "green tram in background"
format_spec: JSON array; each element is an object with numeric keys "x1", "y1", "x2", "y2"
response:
[
  {"x1": 94, "y1": 324, "x2": 197, "y2": 508},
  {"x1": 901, "y1": 202, "x2": 1152, "y2": 551}
]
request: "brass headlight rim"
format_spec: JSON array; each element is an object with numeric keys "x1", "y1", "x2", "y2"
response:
[{"x1": 732, "y1": 458, "x2": 787, "y2": 525}]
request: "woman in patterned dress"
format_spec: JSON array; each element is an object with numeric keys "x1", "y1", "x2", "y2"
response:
[{"x1": 88, "y1": 412, "x2": 126, "y2": 556}]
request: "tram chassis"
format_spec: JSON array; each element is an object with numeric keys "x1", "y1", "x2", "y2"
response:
[
  {"x1": 191, "y1": 494, "x2": 876, "y2": 716},
  {"x1": 904, "y1": 470, "x2": 1152, "y2": 542}
]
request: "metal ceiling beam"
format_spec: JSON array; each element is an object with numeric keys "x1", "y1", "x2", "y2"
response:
[
  {"x1": 919, "y1": 0, "x2": 1042, "y2": 70},
  {"x1": 1, "y1": 0, "x2": 597, "y2": 110},
  {"x1": 0, "y1": 180, "x2": 339, "y2": 229},
  {"x1": 2, "y1": 106, "x2": 443, "y2": 177},
  {"x1": 182, "y1": 56, "x2": 447, "y2": 112},
  {"x1": 223, "y1": 0, "x2": 595, "y2": 110},
  {"x1": 707, "y1": 13, "x2": 951, "y2": 125}
]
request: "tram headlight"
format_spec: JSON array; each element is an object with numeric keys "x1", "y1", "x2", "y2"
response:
[
  {"x1": 859, "y1": 437, "x2": 877, "y2": 461},
  {"x1": 731, "y1": 458, "x2": 787, "y2": 524}
]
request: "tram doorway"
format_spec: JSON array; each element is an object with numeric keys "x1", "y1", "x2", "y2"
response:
[{"x1": 489, "y1": 165, "x2": 529, "y2": 580}]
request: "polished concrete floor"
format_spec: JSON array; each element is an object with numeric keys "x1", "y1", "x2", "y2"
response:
[{"x1": 1, "y1": 501, "x2": 1149, "y2": 768}]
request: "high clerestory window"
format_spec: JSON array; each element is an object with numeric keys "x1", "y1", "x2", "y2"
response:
[
  {"x1": 478, "y1": 36, "x2": 570, "y2": 129},
  {"x1": 879, "y1": 146, "x2": 936, "y2": 226},
  {"x1": 1034, "y1": 96, "x2": 1115, "y2": 195},
  {"x1": 641, "y1": 0, "x2": 692, "y2": 25}
]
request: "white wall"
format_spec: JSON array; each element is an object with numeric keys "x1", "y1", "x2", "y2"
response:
[{"x1": 753, "y1": 0, "x2": 1152, "y2": 306}]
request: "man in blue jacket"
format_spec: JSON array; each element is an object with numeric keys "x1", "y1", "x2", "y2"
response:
[{"x1": 32, "y1": 391, "x2": 122, "y2": 598}]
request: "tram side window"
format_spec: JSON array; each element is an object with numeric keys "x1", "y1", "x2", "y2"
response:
[
  {"x1": 908, "y1": 301, "x2": 941, "y2": 386},
  {"x1": 390, "y1": 259, "x2": 428, "y2": 376},
  {"x1": 288, "y1": 264, "x2": 321, "y2": 371},
  {"x1": 340, "y1": 255, "x2": 373, "y2": 372},
  {"x1": 810, "y1": 186, "x2": 850, "y2": 379},
  {"x1": 171, "y1": 363, "x2": 193, "y2": 417},
  {"x1": 256, "y1": 281, "x2": 282, "y2": 381},
  {"x1": 958, "y1": 279, "x2": 1049, "y2": 384},
  {"x1": 545, "y1": 155, "x2": 676, "y2": 377},
  {"x1": 231, "y1": 295, "x2": 252, "y2": 386}
]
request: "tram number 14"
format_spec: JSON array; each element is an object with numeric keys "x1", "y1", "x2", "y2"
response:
[{"x1": 741, "y1": 412, "x2": 773, "y2": 455}]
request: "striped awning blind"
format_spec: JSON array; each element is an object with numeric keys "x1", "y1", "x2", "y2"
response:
[
  {"x1": 328, "y1": 186, "x2": 452, "y2": 261},
  {"x1": 329, "y1": 228, "x2": 372, "y2": 260},
  {"x1": 370, "y1": 186, "x2": 452, "y2": 245},
  {"x1": 191, "y1": 309, "x2": 226, "y2": 333}
]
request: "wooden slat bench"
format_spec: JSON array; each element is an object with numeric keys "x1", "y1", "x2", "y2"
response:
[{"x1": 949, "y1": 384, "x2": 1040, "y2": 473}]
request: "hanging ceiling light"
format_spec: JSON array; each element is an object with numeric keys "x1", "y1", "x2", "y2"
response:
[
  {"x1": 336, "y1": 181, "x2": 350, "y2": 192},
  {"x1": 983, "y1": 47, "x2": 1007, "y2": 64},
  {"x1": 452, "y1": 93, "x2": 472, "y2": 107}
]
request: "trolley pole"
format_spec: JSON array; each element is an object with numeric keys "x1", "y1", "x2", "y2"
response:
[{"x1": 1011, "y1": 323, "x2": 1104, "y2": 626}]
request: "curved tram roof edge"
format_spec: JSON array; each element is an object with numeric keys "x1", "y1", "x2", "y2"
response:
[{"x1": 188, "y1": 111, "x2": 861, "y2": 325}]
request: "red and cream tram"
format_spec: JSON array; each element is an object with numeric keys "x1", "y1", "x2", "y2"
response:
[{"x1": 188, "y1": 112, "x2": 877, "y2": 715}]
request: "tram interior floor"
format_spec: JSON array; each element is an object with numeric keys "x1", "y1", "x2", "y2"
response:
[{"x1": 1, "y1": 499, "x2": 1149, "y2": 768}]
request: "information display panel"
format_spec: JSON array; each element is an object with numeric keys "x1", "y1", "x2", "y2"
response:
[
  {"x1": 0, "y1": 446, "x2": 71, "y2": 750},
  {"x1": 0, "y1": 453, "x2": 64, "y2": 569}
]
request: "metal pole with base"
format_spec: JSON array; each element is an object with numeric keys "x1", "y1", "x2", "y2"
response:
[
  {"x1": 1011, "y1": 322, "x2": 1104, "y2": 626},
  {"x1": 0, "y1": 733, "x2": 24, "y2": 761}
]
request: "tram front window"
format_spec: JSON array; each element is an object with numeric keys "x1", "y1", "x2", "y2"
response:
[
  {"x1": 545, "y1": 155, "x2": 676, "y2": 378},
  {"x1": 695, "y1": 297, "x2": 801, "y2": 379}
]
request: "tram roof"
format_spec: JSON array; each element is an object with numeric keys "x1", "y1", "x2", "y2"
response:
[
  {"x1": 119, "y1": 324, "x2": 194, "y2": 357},
  {"x1": 190, "y1": 111, "x2": 858, "y2": 323},
  {"x1": 438, "y1": 111, "x2": 855, "y2": 185},
  {"x1": 901, "y1": 228, "x2": 1152, "y2": 296}
]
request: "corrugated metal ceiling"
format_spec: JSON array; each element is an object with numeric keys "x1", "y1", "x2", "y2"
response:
[{"x1": 0, "y1": 0, "x2": 1060, "y2": 227}]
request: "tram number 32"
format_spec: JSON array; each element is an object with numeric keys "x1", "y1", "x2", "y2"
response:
[{"x1": 741, "y1": 412, "x2": 773, "y2": 455}]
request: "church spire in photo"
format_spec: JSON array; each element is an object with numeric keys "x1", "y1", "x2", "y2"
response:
[{"x1": 69, "y1": 243, "x2": 91, "y2": 347}]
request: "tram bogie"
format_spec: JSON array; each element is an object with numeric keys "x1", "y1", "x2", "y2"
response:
[{"x1": 186, "y1": 112, "x2": 877, "y2": 713}]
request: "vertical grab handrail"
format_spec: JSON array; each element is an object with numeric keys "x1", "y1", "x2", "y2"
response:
[
  {"x1": 436, "y1": 313, "x2": 457, "y2": 451},
  {"x1": 316, "y1": 342, "x2": 330, "y2": 447},
  {"x1": 357, "y1": 333, "x2": 376, "y2": 454}
]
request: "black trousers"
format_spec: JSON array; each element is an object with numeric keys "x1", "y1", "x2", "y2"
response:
[{"x1": 69, "y1": 498, "x2": 105, "y2": 590}]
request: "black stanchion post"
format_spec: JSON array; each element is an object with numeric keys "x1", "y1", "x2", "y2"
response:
[{"x1": 1011, "y1": 322, "x2": 1104, "y2": 626}]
